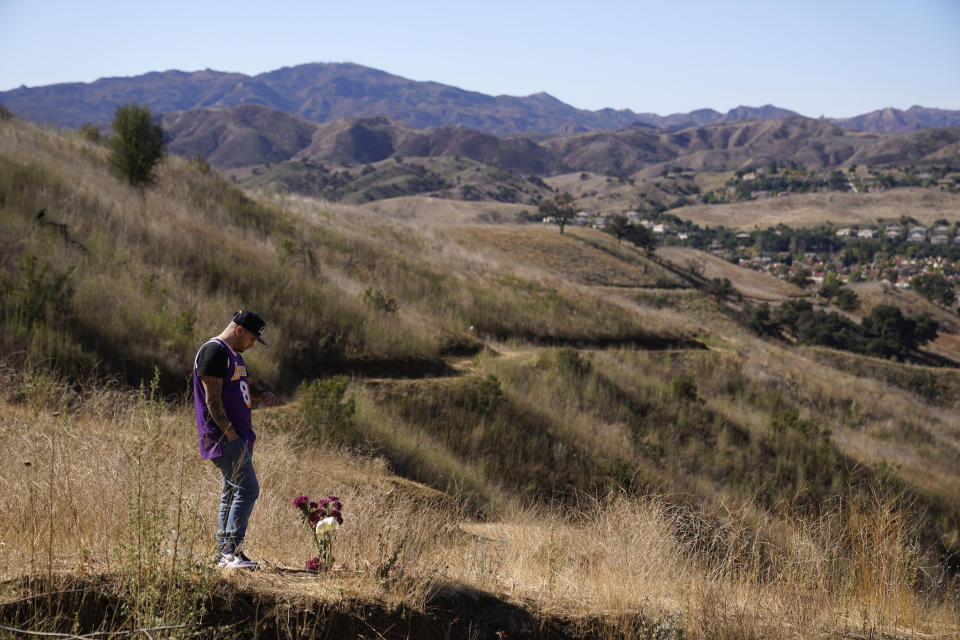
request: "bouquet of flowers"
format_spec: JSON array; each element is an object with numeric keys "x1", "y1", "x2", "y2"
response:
[{"x1": 293, "y1": 494, "x2": 343, "y2": 572}]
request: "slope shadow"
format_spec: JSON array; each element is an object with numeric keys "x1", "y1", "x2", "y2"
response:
[{"x1": 0, "y1": 575, "x2": 651, "y2": 640}]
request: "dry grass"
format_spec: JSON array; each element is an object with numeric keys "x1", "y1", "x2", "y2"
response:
[
  {"x1": 1, "y1": 369, "x2": 957, "y2": 638},
  {"x1": 357, "y1": 194, "x2": 531, "y2": 226},
  {"x1": 4, "y1": 118, "x2": 960, "y2": 638},
  {"x1": 656, "y1": 246, "x2": 804, "y2": 301},
  {"x1": 675, "y1": 188, "x2": 960, "y2": 229}
]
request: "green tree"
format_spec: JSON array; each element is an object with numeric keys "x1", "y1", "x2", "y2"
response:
[
  {"x1": 538, "y1": 192, "x2": 576, "y2": 234},
  {"x1": 110, "y1": 103, "x2": 165, "y2": 187},
  {"x1": 623, "y1": 223, "x2": 657, "y2": 254},
  {"x1": 828, "y1": 170, "x2": 848, "y2": 191},
  {"x1": 606, "y1": 214, "x2": 630, "y2": 243},
  {"x1": 819, "y1": 273, "x2": 843, "y2": 300},
  {"x1": 861, "y1": 305, "x2": 938, "y2": 357},
  {"x1": 911, "y1": 272, "x2": 957, "y2": 307},
  {"x1": 834, "y1": 288, "x2": 860, "y2": 312},
  {"x1": 788, "y1": 268, "x2": 813, "y2": 289}
]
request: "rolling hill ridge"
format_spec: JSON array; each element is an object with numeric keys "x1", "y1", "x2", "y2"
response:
[
  {"x1": 158, "y1": 104, "x2": 960, "y2": 179},
  {"x1": 4, "y1": 61, "x2": 958, "y2": 135}
]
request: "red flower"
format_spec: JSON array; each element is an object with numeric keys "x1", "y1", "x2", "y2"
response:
[
  {"x1": 305, "y1": 556, "x2": 324, "y2": 572},
  {"x1": 293, "y1": 495, "x2": 310, "y2": 510}
]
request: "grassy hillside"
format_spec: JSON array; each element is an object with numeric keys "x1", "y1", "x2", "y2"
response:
[
  {"x1": 674, "y1": 187, "x2": 960, "y2": 229},
  {"x1": 2, "y1": 116, "x2": 960, "y2": 639}
]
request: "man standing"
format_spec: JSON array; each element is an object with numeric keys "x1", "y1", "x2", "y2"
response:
[{"x1": 193, "y1": 310, "x2": 278, "y2": 569}]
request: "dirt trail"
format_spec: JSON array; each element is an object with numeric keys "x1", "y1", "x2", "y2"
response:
[{"x1": 358, "y1": 344, "x2": 537, "y2": 390}]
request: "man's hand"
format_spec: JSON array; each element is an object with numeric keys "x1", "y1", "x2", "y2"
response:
[
  {"x1": 260, "y1": 390, "x2": 279, "y2": 407},
  {"x1": 252, "y1": 381, "x2": 279, "y2": 407}
]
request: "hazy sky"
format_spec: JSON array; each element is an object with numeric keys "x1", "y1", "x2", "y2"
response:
[{"x1": 1, "y1": 0, "x2": 958, "y2": 118}]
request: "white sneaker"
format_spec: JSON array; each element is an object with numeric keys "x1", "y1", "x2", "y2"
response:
[{"x1": 216, "y1": 544, "x2": 260, "y2": 570}]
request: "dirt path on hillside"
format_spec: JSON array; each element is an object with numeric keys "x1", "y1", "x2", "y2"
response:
[{"x1": 358, "y1": 344, "x2": 538, "y2": 391}]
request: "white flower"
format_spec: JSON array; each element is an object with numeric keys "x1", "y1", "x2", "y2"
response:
[{"x1": 316, "y1": 516, "x2": 338, "y2": 535}]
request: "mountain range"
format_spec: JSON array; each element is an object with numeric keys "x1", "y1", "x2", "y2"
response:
[
  {"x1": 3, "y1": 62, "x2": 959, "y2": 135},
  {"x1": 158, "y1": 104, "x2": 960, "y2": 178}
]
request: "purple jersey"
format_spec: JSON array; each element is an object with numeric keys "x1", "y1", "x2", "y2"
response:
[{"x1": 193, "y1": 338, "x2": 256, "y2": 459}]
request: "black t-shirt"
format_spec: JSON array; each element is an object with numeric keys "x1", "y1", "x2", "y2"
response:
[{"x1": 195, "y1": 341, "x2": 230, "y2": 379}]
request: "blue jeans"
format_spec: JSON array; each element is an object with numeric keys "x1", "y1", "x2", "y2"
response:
[{"x1": 210, "y1": 438, "x2": 259, "y2": 550}]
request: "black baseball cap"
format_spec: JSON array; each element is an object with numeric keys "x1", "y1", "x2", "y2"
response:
[{"x1": 233, "y1": 310, "x2": 267, "y2": 345}]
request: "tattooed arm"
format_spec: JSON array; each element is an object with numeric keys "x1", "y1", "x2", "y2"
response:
[{"x1": 201, "y1": 376, "x2": 239, "y2": 441}]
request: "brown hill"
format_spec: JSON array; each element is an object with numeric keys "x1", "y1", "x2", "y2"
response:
[
  {"x1": 155, "y1": 105, "x2": 960, "y2": 209},
  {"x1": 292, "y1": 116, "x2": 412, "y2": 164},
  {"x1": 832, "y1": 106, "x2": 960, "y2": 134},
  {"x1": 544, "y1": 117, "x2": 881, "y2": 176},
  {"x1": 293, "y1": 117, "x2": 563, "y2": 174},
  {"x1": 161, "y1": 104, "x2": 316, "y2": 168}
]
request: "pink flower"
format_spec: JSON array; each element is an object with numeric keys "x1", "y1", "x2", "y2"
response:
[
  {"x1": 305, "y1": 556, "x2": 324, "y2": 572},
  {"x1": 293, "y1": 495, "x2": 310, "y2": 510}
]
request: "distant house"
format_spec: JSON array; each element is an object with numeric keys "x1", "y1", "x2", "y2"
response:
[
  {"x1": 836, "y1": 228, "x2": 853, "y2": 237},
  {"x1": 593, "y1": 215, "x2": 610, "y2": 229},
  {"x1": 857, "y1": 229, "x2": 877, "y2": 239},
  {"x1": 652, "y1": 223, "x2": 672, "y2": 235}
]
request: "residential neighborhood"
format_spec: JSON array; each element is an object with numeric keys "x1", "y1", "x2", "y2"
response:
[
  {"x1": 698, "y1": 222, "x2": 960, "y2": 291},
  {"x1": 542, "y1": 210, "x2": 960, "y2": 294}
]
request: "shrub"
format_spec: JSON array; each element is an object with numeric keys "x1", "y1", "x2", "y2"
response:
[
  {"x1": 671, "y1": 375, "x2": 699, "y2": 402},
  {"x1": 361, "y1": 286, "x2": 399, "y2": 313},
  {"x1": 556, "y1": 348, "x2": 591, "y2": 378},
  {"x1": 78, "y1": 123, "x2": 102, "y2": 144},
  {"x1": 3, "y1": 253, "x2": 74, "y2": 327},
  {"x1": 457, "y1": 374, "x2": 504, "y2": 413},
  {"x1": 834, "y1": 287, "x2": 860, "y2": 311},
  {"x1": 300, "y1": 376, "x2": 356, "y2": 444},
  {"x1": 110, "y1": 103, "x2": 165, "y2": 187},
  {"x1": 704, "y1": 277, "x2": 735, "y2": 300}
]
